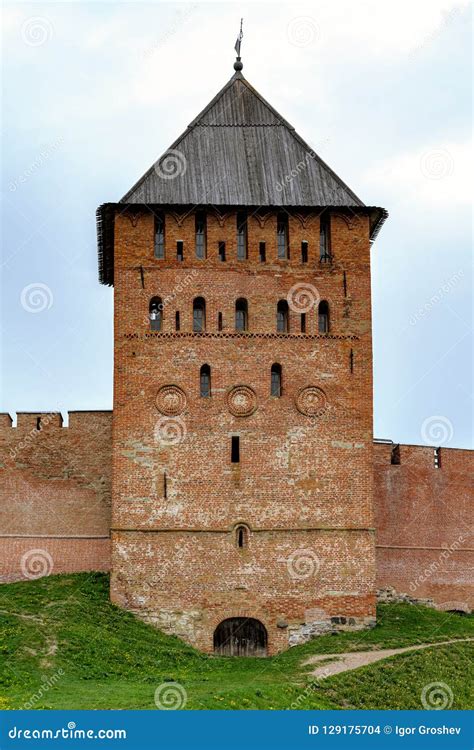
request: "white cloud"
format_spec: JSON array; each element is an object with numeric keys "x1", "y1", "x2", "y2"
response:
[{"x1": 363, "y1": 139, "x2": 472, "y2": 210}]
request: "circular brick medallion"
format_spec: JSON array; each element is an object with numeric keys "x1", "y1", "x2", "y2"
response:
[
  {"x1": 155, "y1": 385, "x2": 187, "y2": 416},
  {"x1": 227, "y1": 386, "x2": 257, "y2": 417},
  {"x1": 295, "y1": 386, "x2": 327, "y2": 417}
]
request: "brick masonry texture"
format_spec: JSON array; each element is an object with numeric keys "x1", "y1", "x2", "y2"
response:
[
  {"x1": 374, "y1": 442, "x2": 473, "y2": 612},
  {"x1": 0, "y1": 411, "x2": 112, "y2": 581},
  {"x1": 109, "y1": 208, "x2": 377, "y2": 654}
]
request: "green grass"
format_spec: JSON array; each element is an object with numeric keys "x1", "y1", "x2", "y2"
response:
[{"x1": 0, "y1": 573, "x2": 472, "y2": 710}]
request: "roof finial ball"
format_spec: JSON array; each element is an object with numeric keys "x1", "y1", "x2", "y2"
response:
[{"x1": 234, "y1": 18, "x2": 244, "y2": 72}]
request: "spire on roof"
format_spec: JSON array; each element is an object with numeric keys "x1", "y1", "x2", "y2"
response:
[{"x1": 234, "y1": 18, "x2": 243, "y2": 72}]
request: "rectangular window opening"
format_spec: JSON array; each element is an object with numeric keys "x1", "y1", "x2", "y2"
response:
[
  {"x1": 231, "y1": 436, "x2": 240, "y2": 464},
  {"x1": 236, "y1": 213, "x2": 248, "y2": 260},
  {"x1": 277, "y1": 214, "x2": 289, "y2": 259},
  {"x1": 195, "y1": 212, "x2": 206, "y2": 259},
  {"x1": 218, "y1": 312, "x2": 223, "y2": 331},
  {"x1": 434, "y1": 447, "x2": 441, "y2": 469},
  {"x1": 218, "y1": 241, "x2": 226, "y2": 262},
  {"x1": 301, "y1": 313, "x2": 306, "y2": 333},
  {"x1": 259, "y1": 241, "x2": 266, "y2": 263},
  {"x1": 154, "y1": 215, "x2": 165, "y2": 259},
  {"x1": 177, "y1": 240, "x2": 184, "y2": 262},
  {"x1": 301, "y1": 241, "x2": 308, "y2": 264},
  {"x1": 175, "y1": 311, "x2": 180, "y2": 331},
  {"x1": 163, "y1": 472, "x2": 167, "y2": 498},
  {"x1": 320, "y1": 214, "x2": 331, "y2": 262}
]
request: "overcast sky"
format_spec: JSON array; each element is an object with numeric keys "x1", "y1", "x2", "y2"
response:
[{"x1": 1, "y1": 0, "x2": 472, "y2": 448}]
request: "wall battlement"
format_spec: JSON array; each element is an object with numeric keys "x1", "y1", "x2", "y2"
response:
[{"x1": 0, "y1": 410, "x2": 112, "y2": 582}]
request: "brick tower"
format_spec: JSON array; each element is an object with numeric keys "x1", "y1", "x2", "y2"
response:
[{"x1": 96, "y1": 56, "x2": 387, "y2": 655}]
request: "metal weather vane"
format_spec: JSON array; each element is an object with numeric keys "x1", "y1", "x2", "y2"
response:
[{"x1": 234, "y1": 18, "x2": 244, "y2": 71}]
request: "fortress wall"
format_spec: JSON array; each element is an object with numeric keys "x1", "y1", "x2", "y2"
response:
[
  {"x1": 0, "y1": 411, "x2": 112, "y2": 581},
  {"x1": 374, "y1": 442, "x2": 473, "y2": 612}
]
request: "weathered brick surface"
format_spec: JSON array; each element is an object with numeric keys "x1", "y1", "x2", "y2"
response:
[
  {"x1": 0, "y1": 411, "x2": 111, "y2": 581},
  {"x1": 374, "y1": 443, "x2": 474, "y2": 611},
  {"x1": 111, "y1": 208, "x2": 377, "y2": 653}
]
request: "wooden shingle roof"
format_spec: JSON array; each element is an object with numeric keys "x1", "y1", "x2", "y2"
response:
[
  {"x1": 97, "y1": 70, "x2": 387, "y2": 285},
  {"x1": 121, "y1": 72, "x2": 364, "y2": 207}
]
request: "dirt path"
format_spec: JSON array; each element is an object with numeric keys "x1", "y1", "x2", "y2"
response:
[{"x1": 305, "y1": 638, "x2": 474, "y2": 680}]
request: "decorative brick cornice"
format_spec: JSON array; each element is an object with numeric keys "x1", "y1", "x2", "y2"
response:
[{"x1": 123, "y1": 331, "x2": 359, "y2": 341}]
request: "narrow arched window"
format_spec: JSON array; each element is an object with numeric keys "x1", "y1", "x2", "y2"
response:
[
  {"x1": 271, "y1": 363, "x2": 282, "y2": 397},
  {"x1": 200, "y1": 364, "x2": 211, "y2": 397},
  {"x1": 149, "y1": 297, "x2": 163, "y2": 331},
  {"x1": 235, "y1": 298, "x2": 248, "y2": 331},
  {"x1": 235, "y1": 525, "x2": 248, "y2": 548},
  {"x1": 318, "y1": 301, "x2": 330, "y2": 333},
  {"x1": 193, "y1": 297, "x2": 206, "y2": 332},
  {"x1": 277, "y1": 300, "x2": 289, "y2": 333}
]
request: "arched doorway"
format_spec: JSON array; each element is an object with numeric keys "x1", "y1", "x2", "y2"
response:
[{"x1": 213, "y1": 618, "x2": 268, "y2": 657}]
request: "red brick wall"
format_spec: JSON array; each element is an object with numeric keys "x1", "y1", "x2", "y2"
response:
[
  {"x1": 111, "y1": 207, "x2": 377, "y2": 653},
  {"x1": 374, "y1": 443, "x2": 474, "y2": 612},
  {"x1": 0, "y1": 411, "x2": 112, "y2": 581}
]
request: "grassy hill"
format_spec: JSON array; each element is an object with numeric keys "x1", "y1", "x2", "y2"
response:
[{"x1": 0, "y1": 573, "x2": 472, "y2": 710}]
